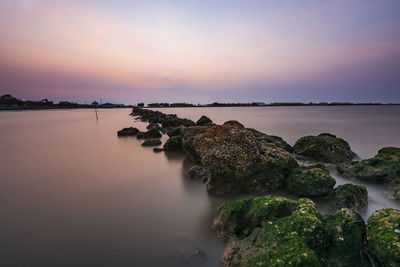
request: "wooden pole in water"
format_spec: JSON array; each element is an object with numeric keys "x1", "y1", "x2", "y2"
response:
[{"x1": 95, "y1": 107, "x2": 98, "y2": 121}]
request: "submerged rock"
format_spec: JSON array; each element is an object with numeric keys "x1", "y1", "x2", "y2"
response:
[
  {"x1": 293, "y1": 133, "x2": 356, "y2": 164},
  {"x1": 331, "y1": 184, "x2": 368, "y2": 212},
  {"x1": 196, "y1": 115, "x2": 213, "y2": 126},
  {"x1": 367, "y1": 208, "x2": 400, "y2": 266},
  {"x1": 137, "y1": 129, "x2": 162, "y2": 139},
  {"x1": 213, "y1": 196, "x2": 368, "y2": 266},
  {"x1": 141, "y1": 138, "x2": 162, "y2": 146},
  {"x1": 338, "y1": 147, "x2": 400, "y2": 184},
  {"x1": 190, "y1": 121, "x2": 298, "y2": 195},
  {"x1": 248, "y1": 128, "x2": 294, "y2": 153},
  {"x1": 117, "y1": 127, "x2": 140, "y2": 136},
  {"x1": 188, "y1": 165, "x2": 209, "y2": 182},
  {"x1": 286, "y1": 166, "x2": 336, "y2": 197},
  {"x1": 153, "y1": 147, "x2": 164, "y2": 153}
]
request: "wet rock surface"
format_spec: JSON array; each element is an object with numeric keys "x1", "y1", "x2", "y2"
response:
[
  {"x1": 338, "y1": 147, "x2": 400, "y2": 184},
  {"x1": 331, "y1": 183, "x2": 368, "y2": 212},
  {"x1": 117, "y1": 127, "x2": 140, "y2": 136},
  {"x1": 294, "y1": 133, "x2": 356, "y2": 164},
  {"x1": 141, "y1": 138, "x2": 162, "y2": 146},
  {"x1": 188, "y1": 166, "x2": 209, "y2": 182},
  {"x1": 196, "y1": 115, "x2": 213, "y2": 126}
]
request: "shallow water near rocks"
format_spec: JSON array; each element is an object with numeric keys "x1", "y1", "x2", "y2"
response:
[{"x1": 0, "y1": 106, "x2": 399, "y2": 266}]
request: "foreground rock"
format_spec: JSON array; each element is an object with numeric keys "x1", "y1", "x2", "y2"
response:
[
  {"x1": 117, "y1": 127, "x2": 140, "y2": 136},
  {"x1": 338, "y1": 147, "x2": 400, "y2": 184},
  {"x1": 196, "y1": 115, "x2": 213, "y2": 126},
  {"x1": 294, "y1": 133, "x2": 356, "y2": 164},
  {"x1": 137, "y1": 129, "x2": 162, "y2": 139},
  {"x1": 331, "y1": 184, "x2": 368, "y2": 212},
  {"x1": 367, "y1": 208, "x2": 400, "y2": 266},
  {"x1": 186, "y1": 121, "x2": 298, "y2": 195},
  {"x1": 141, "y1": 138, "x2": 162, "y2": 146},
  {"x1": 286, "y1": 166, "x2": 336, "y2": 197},
  {"x1": 213, "y1": 196, "x2": 369, "y2": 266}
]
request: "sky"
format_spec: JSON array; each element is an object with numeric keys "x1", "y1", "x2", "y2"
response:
[{"x1": 0, "y1": 0, "x2": 399, "y2": 104}]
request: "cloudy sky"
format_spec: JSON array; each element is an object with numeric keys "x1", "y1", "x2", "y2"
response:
[{"x1": 0, "y1": 0, "x2": 399, "y2": 104}]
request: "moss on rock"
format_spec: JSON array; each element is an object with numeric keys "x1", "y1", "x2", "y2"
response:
[
  {"x1": 331, "y1": 184, "x2": 368, "y2": 212},
  {"x1": 338, "y1": 147, "x2": 400, "y2": 184},
  {"x1": 293, "y1": 133, "x2": 355, "y2": 164},
  {"x1": 286, "y1": 167, "x2": 336, "y2": 197},
  {"x1": 164, "y1": 135, "x2": 182, "y2": 151},
  {"x1": 367, "y1": 208, "x2": 400, "y2": 266}
]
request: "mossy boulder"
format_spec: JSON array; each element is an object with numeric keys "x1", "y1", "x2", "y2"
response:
[
  {"x1": 214, "y1": 196, "x2": 369, "y2": 266},
  {"x1": 367, "y1": 208, "x2": 400, "y2": 266},
  {"x1": 191, "y1": 121, "x2": 298, "y2": 195},
  {"x1": 338, "y1": 147, "x2": 400, "y2": 184},
  {"x1": 286, "y1": 167, "x2": 336, "y2": 197},
  {"x1": 331, "y1": 184, "x2": 368, "y2": 212},
  {"x1": 163, "y1": 136, "x2": 182, "y2": 151},
  {"x1": 117, "y1": 127, "x2": 140, "y2": 136},
  {"x1": 166, "y1": 127, "x2": 183, "y2": 137},
  {"x1": 293, "y1": 133, "x2": 356, "y2": 164},
  {"x1": 196, "y1": 115, "x2": 213, "y2": 126},
  {"x1": 322, "y1": 208, "x2": 369, "y2": 266},
  {"x1": 249, "y1": 128, "x2": 293, "y2": 153}
]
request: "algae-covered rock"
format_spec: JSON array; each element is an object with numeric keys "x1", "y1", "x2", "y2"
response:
[
  {"x1": 167, "y1": 127, "x2": 183, "y2": 137},
  {"x1": 294, "y1": 133, "x2": 356, "y2": 164},
  {"x1": 164, "y1": 135, "x2": 182, "y2": 151},
  {"x1": 141, "y1": 138, "x2": 162, "y2": 146},
  {"x1": 117, "y1": 127, "x2": 140, "y2": 136},
  {"x1": 192, "y1": 121, "x2": 298, "y2": 195},
  {"x1": 286, "y1": 166, "x2": 336, "y2": 197},
  {"x1": 137, "y1": 128, "x2": 162, "y2": 139},
  {"x1": 248, "y1": 128, "x2": 294, "y2": 153},
  {"x1": 323, "y1": 208, "x2": 369, "y2": 266},
  {"x1": 196, "y1": 115, "x2": 213, "y2": 126},
  {"x1": 214, "y1": 196, "x2": 325, "y2": 266},
  {"x1": 331, "y1": 184, "x2": 368, "y2": 212},
  {"x1": 338, "y1": 147, "x2": 400, "y2": 184},
  {"x1": 367, "y1": 208, "x2": 400, "y2": 266},
  {"x1": 214, "y1": 196, "x2": 369, "y2": 266}
]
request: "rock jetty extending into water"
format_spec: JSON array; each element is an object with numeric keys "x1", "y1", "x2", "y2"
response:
[{"x1": 119, "y1": 107, "x2": 400, "y2": 266}]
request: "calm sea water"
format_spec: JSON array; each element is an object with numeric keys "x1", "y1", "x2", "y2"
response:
[{"x1": 0, "y1": 106, "x2": 399, "y2": 266}]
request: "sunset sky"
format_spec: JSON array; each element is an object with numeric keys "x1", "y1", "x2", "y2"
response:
[{"x1": 1, "y1": 0, "x2": 399, "y2": 104}]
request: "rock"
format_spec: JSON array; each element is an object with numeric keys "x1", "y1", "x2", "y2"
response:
[
  {"x1": 164, "y1": 136, "x2": 182, "y2": 151},
  {"x1": 180, "y1": 126, "x2": 208, "y2": 162},
  {"x1": 153, "y1": 147, "x2": 164, "y2": 153},
  {"x1": 141, "y1": 138, "x2": 162, "y2": 146},
  {"x1": 137, "y1": 129, "x2": 162, "y2": 139},
  {"x1": 293, "y1": 133, "x2": 356, "y2": 164},
  {"x1": 161, "y1": 117, "x2": 195, "y2": 128},
  {"x1": 323, "y1": 208, "x2": 369, "y2": 266},
  {"x1": 190, "y1": 121, "x2": 298, "y2": 195},
  {"x1": 367, "y1": 208, "x2": 400, "y2": 266},
  {"x1": 338, "y1": 147, "x2": 400, "y2": 184},
  {"x1": 213, "y1": 196, "x2": 369, "y2": 266},
  {"x1": 188, "y1": 166, "x2": 209, "y2": 182},
  {"x1": 146, "y1": 123, "x2": 161, "y2": 131},
  {"x1": 117, "y1": 127, "x2": 140, "y2": 136},
  {"x1": 331, "y1": 184, "x2": 368, "y2": 212},
  {"x1": 395, "y1": 188, "x2": 400, "y2": 200},
  {"x1": 167, "y1": 127, "x2": 182, "y2": 137},
  {"x1": 196, "y1": 115, "x2": 213, "y2": 126},
  {"x1": 286, "y1": 166, "x2": 336, "y2": 197},
  {"x1": 248, "y1": 128, "x2": 293, "y2": 153}
]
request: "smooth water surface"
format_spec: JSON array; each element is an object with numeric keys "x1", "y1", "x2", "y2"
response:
[{"x1": 1, "y1": 106, "x2": 400, "y2": 266}]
